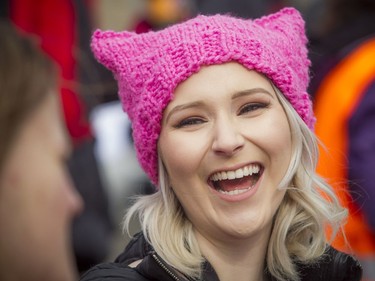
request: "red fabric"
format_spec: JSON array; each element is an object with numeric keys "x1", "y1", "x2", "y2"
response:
[
  {"x1": 134, "y1": 20, "x2": 153, "y2": 34},
  {"x1": 10, "y1": 0, "x2": 91, "y2": 144}
]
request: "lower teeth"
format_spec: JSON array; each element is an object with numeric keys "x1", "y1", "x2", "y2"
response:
[{"x1": 218, "y1": 187, "x2": 251, "y2": 195}]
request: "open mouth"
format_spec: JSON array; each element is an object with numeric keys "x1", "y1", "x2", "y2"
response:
[{"x1": 208, "y1": 163, "x2": 263, "y2": 195}]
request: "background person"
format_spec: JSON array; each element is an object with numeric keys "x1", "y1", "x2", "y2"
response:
[
  {"x1": 1, "y1": 0, "x2": 115, "y2": 272},
  {"x1": 0, "y1": 21, "x2": 83, "y2": 281},
  {"x1": 309, "y1": 0, "x2": 375, "y2": 279}
]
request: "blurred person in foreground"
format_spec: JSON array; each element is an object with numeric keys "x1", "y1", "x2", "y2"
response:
[
  {"x1": 0, "y1": 21, "x2": 83, "y2": 281},
  {"x1": 309, "y1": 0, "x2": 375, "y2": 279},
  {"x1": 81, "y1": 8, "x2": 361, "y2": 281},
  {"x1": 2, "y1": 0, "x2": 114, "y2": 273}
]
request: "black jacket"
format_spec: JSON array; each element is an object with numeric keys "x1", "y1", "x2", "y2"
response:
[{"x1": 80, "y1": 232, "x2": 362, "y2": 281}]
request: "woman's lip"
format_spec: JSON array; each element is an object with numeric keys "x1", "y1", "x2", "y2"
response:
[{"x1": 208, "y1": 172, "x2": 264, "y2": 203}]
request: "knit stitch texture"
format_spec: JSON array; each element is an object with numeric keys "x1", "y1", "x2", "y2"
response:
[{"x1": 91, "y1": 7, "x2": 315, "y2": 186}]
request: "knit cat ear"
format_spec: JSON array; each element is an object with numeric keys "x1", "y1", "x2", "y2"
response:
[
  {"x1": 254, "y1": 7, "x2": 306, "y2": 44},
  {"x1": 252, "y1": 7, "x2": 310, "y2": 95},
  {"x1": 91, "y1": 29, "x2": 136, "y2": 73}
]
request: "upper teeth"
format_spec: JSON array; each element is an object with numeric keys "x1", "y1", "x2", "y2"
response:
[{"x1": 210, "y1": 164, "x2": 260, "y2": 182}]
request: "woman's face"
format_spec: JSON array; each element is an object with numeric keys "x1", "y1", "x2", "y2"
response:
[
  {"x1": 159, "y1": 63, "x2": 292, "y2": 243},
  {"x1": 0, "y1": 93, "x2": 83, "y2": 281}
]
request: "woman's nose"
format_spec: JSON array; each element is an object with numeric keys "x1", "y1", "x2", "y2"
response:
[
  {"x1": 69, "y1": 186, "x2": 84, "y2": 216},
  {"x1": 65, "y1": 175, "x2": 84, "y2": 217},
  {"x1": 211, "y1": 117, "x2": 245, "y2": 156}
]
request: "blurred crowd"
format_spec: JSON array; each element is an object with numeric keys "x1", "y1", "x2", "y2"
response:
[{"x1": 0, "y1": 0, "x2": 374, "y2": 280}]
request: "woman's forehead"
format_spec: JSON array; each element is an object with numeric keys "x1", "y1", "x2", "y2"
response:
[{"x1": 171, "y1": 63, "x2": 274, "y2": 99}]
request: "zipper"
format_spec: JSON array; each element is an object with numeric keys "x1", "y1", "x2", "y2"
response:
[{"x1": 152, "y1": 253, "x2": 182, "y2": 281}]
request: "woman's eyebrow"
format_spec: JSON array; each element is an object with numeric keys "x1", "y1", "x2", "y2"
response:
[
  {"x1": 165, "y1": 88, "x2": 273, "y2": 123},
  {"x1": 232, "y1": 88, "x2": 274, "y2": 99},
  {"x1": 164, "y1": 101, "x2": 204, "y2": 124}
]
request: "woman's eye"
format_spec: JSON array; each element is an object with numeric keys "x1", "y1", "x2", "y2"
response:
[
  {"x1": 238, "y1": 103, "x2": 268, "y2": 115},
  {"x1": 174, "y1": 117, "x2": 205, "y2": 128}
]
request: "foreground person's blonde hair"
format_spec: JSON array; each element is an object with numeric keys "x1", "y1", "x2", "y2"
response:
[{"x1": 124, "y1": 86, "x2": 347, "y2": 281}]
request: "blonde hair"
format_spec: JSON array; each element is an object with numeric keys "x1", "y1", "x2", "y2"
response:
[{"x1": 124, "y1": 85, "x2": 347, "y2": 281}]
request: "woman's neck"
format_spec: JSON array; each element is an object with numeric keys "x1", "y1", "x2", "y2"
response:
[{"x1": 195, "y1": 228, "x2": 271, "y2": 281}]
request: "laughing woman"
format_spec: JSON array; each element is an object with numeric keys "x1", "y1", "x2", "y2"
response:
[{"x1": 81, "y1": 7, "x2": 362, "y2": 281}]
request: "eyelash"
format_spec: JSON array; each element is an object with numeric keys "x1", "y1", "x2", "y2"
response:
[
  {"x1": 238, "y1": 102, "x2": 269, "y2": 115},
  {"x1": 174, "y1": 117, "x2": 205, "y2": 128}
]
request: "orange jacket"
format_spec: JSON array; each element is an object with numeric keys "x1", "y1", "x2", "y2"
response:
[{"x1": 314, "y1": 38, "x2": 375, "y2": 255}]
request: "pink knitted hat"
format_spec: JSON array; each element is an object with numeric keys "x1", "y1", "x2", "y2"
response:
[{"x1": 91, "y1": 7, "x2": 315, "y2": 186}]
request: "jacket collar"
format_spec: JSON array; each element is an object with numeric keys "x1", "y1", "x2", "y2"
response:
[
  {"x1": 114, "y1": 232, "x2": 221, "y2": 281},
  {"x1": 113, "y1": 232, "x2": 362, "y2": 281}
]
